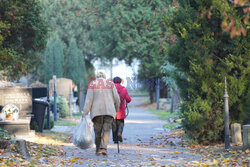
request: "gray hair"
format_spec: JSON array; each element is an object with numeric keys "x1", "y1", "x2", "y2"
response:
[{"x1": 96, "y1": 70, "x2": 106, "y2": 79}]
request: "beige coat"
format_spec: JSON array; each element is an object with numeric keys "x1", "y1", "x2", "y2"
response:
[{"x1": 83, "y1": 78, "x2": 120, "y2": 120}]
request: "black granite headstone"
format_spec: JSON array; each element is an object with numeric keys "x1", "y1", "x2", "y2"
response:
[{"x1": 0, "y1": 88, "x2": 32, "y2": 118}]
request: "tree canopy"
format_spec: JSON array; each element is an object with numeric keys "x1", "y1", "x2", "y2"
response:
[
  {"x1": 39, "y1": 0, "x2": 95, "y2": 60},
  {"x1": 41, "y1": 37, "x2": 64, "y2": 84},
  {"x1": 64, "y1": 39, "x2": 87, "y2": 86},
  {"x1": 86, "y1": 0, "x2": 172, "y2": 66},
  {"x1": 164, "y1": 0, "x2": 249, "y2": 143},
  {"x1": 0, "y1": 0, "x2": 47, "y2": 79},
  {"x1": 85, "y1": 0, "x2": 174, "y2": 102}
]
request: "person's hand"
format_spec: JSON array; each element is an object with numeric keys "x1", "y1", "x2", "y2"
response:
[{"x1": 82, "y1": 112, "x2": 87, "y2": 118}]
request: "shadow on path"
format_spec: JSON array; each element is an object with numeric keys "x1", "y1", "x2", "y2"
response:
[{"x1": 61, "y1": 96, "x2": 202, "y2": 166}]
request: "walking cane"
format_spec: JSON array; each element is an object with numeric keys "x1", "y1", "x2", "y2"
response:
[{"x1": 117, "y1": 140, "x2": 120, "y2": 153}]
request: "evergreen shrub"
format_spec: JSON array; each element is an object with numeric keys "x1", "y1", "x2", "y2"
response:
[
  {"x1": 50, "y1": 96, "x2": 70, "y2": 118},
  {"x1": 165, "y1": 0, "x2": 250, "y2": 143},
  {"x1": 43, "y1": 112, "x2": 54, "y2": 130},
  {"x1": 0, "y1": 128, "x2": 11, "y2": 141}
]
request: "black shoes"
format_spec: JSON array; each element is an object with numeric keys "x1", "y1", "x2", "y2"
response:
[
  {"x1": 101, "y1": 149, "x2": 108, "y2": 156},
  {"x1": 113, "y1": 134, "x2": 123, "y2": 143},
  {"x1": 96, "y1": 148, "x2": 108, "y2": 156},
  {"x1": 118, "y1": 134, "x2": 123, "y2": 142},
  {"x1": 96, "y1": 149, "x2": 102, "y2": 155}
]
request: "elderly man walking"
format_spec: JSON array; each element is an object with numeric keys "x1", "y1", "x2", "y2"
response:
[{"x1": 82, "y1": 70, "x2": 120, "y2": 156}]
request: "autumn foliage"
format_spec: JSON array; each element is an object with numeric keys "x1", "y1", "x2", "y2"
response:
[{"x1": 0, "y1": 0, "x2": 47, "y2": 79}]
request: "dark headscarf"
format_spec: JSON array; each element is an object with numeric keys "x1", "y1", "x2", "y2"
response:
[{"x1": 113, "y1": 77, "x2": 122, "y2": 84}]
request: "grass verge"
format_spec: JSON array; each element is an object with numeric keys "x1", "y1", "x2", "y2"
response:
[
  {"x1": 54, "y1": 112, "x2": 82, "y2": 126},
  {"x1": 37, "y1": 130, "x2": 71, "y2": 143},
  {"x1": 148, "y1": 106, "x2": 181, "y2": 130},
  {"x1": 140, "y1": 97, "x2": 150, "y2": 104},
  {"x1": 54, "y1": 120, "x2": 77, "y2": 126}
]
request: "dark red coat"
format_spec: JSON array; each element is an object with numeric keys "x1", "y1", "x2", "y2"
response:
[{"x1": 115, "y1": 84, "x2": 131, "y2": 119}]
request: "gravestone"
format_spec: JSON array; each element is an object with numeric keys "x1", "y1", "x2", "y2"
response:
[
  {"x1": 49, "y1": 78, "x2": 73, "y2": 101},
  {"x1": 49, "y1": 78, "x2": 74, "y2": 115},
  {"x1": 0, "y1": 80, "x2": 14, "y2": 88},
  {"x1": 0, "y1": 88, "x2": 32, "y2": 137},
  {"x1": 19, "y1": 76, "x2": 28, "y2": 87},
  {"x1": 30, "y1": 80, "x2": 47, "y2": 88},
  {"x1": 243, "y1": 125, "x2": 250, "y2": 151},
  {"x1": 0, "y1": 88, "x2": 32, "y2": 118},
  {"x1": 231, "y1": 123, "x2": 242, "y2": 144},
  {"x1": 0, "y1": 119, "x2": 30, "y2": 135}
]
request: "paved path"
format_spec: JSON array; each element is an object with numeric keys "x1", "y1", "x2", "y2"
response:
[{"x1": 60, "y1": 97, "x2": 202, "y2": 166}]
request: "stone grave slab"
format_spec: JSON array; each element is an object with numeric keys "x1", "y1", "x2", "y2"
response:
[
  {"x1": 243, "y1": 124, "x2": 250, "y2": 151},
  {"x1": 49, "y1": 78, "x2": 73, "y2": 101},
  {"x1": 0, "y1": 88, "x2": 32, "y2": 118},
  {"x1": 0, "y1": 119, "x2": 30, "y2": 136},
  {"x1": 231, "y1": 123, "x2": 242, "y2": 144}
]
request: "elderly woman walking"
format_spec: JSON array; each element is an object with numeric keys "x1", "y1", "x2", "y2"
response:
[
  {"x1": 82, "y1": 70, "x2": 120, "y2": 156},
  {"x1": 112, "y1": 76, "x2": 131, "y2": 143}
]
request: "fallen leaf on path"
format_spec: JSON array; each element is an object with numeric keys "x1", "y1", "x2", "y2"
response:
[
  {"x1": 148, "y1": 158, "x2": 155, "y2": 161},
  {"x1": 213, "y1": 159, "x2": 219, "y2": 165},
  {"x1": 70, "y1": 158, "x2": 77, "y2": 163}
]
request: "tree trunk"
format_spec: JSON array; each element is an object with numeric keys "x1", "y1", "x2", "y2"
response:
[
  {"x1": 0, "y1": 139, "x2": 31, "y2": 160},
  {"x1": 110, "y1": 59, "x2": 113, "y2": 79},
  {"x1": 79, "y1": 83, "x2": 85, "y2": 112},
  {"x1": 171, "y1": 94, "x2": 174, "y2": 113},
  {"x1": 15, "y1": 139, "x2": 31, "y2": 160},
  {"x1": 149, "y1": 89, "x2": 156, "y2": 104}
]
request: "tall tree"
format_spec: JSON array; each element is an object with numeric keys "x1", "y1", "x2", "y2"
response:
[
  {"x1": 32, "y1": 0, "x2": 95, "y2": 83},
  {"x1": 39, "y1": 0, "x2": 95, "y2": 60},
  {"x1": 87, "y1": 0, "x2": 172, "y2": 61},
  {"x1": 0, "y1": 0, "x2": 48, "y2": 79},
  {"x1": 42, "y1": 37, "x2": 64, "y2": 84},
  {"x1": 165, "y1": 0, "x2": 249, "y2": 143},
  {"x1": 86, "y1": 0, "x2": 172, "y2": 102},
  {"x1": 64, "y1": 39, "x2": 87, "y2": 86}
]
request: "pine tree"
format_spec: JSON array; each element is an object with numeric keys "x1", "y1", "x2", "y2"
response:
[
  {"x1": 37, "y1": 0, "x2": 94, "y2": 80},
  {"x1": 39, "y1": 0, "x2": 95, "y2": 60},
  {"x1": 64, "y1": 39, "x2": 87, "y2": 86},
  {"x1": 43, "y1": 37, "x2": 64, "y2": 84}
]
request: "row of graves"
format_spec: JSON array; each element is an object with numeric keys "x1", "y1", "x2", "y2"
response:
[{"x1": 0, "y1": 77, "x2": 79, "y2": 141}]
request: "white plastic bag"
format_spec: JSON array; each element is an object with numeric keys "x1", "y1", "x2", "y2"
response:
[{"x1": 73, "y1": 117, "x2": 93, "y2": 149}]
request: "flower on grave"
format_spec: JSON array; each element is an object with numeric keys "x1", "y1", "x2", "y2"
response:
[{"x1": 2, "y1": 104, "x2": 19, "y2": 116}]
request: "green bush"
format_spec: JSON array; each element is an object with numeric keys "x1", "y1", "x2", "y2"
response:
[
  {"x1": 43, "y1": 112, "x2": 54, "y2": 130},
  {"x1": 0, "y1": 128, "x2": 11, "y2": 141},
  {"x1": 50, "y1": 96, "x2": 70, "y2": 118},
  {"x1": 165, "y1": 0, "x2": 249, "y2": 143},
  {"x1": 30, "y1": 120, "x2": 39, "y2": 131},
  {"x1": 181, "y1": 98, "x2": 224, "y2": 144}
]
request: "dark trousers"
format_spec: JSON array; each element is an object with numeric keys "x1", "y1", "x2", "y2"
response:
[
  {"x1": 112, "y1": 119, "x2": 124, "y2": 142},
  {"x1": 92, "y1": 115, "x2": 113, "y2": 150}
]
